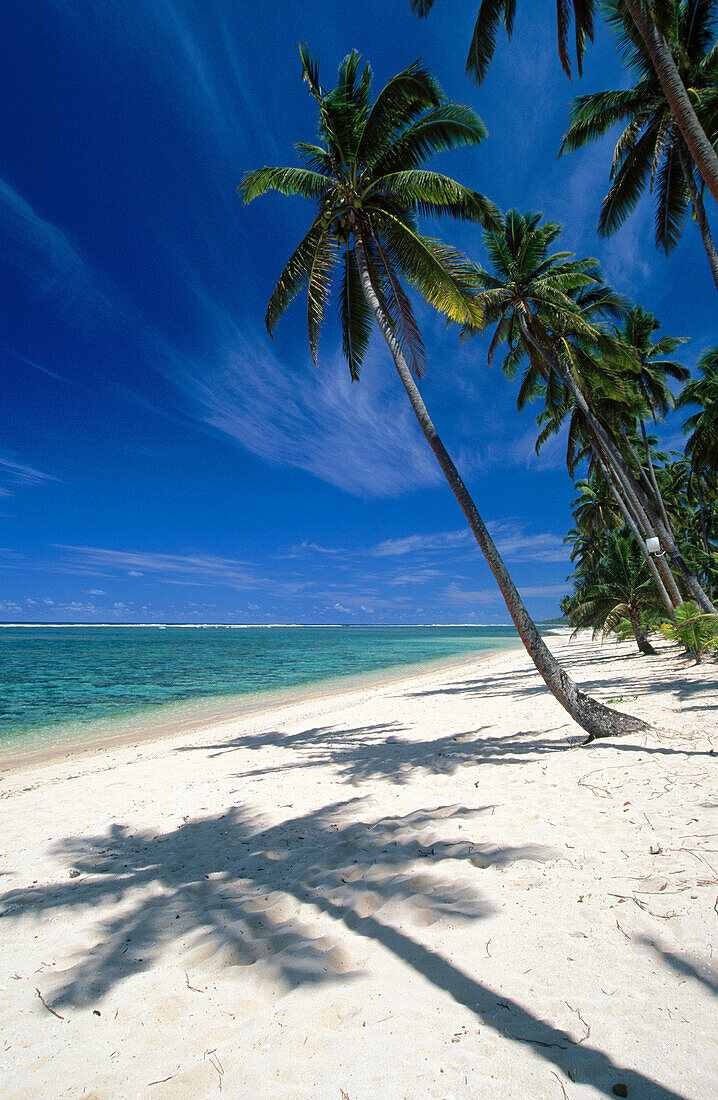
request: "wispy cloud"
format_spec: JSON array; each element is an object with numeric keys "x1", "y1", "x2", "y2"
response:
[
  {"x1": 49, "y1": 0, "x2": 273, "y2": 156},
  {"x1": 0, "y1": 178, "x2": 111, "y2": 324},
  {"x1": 371, "y1": 530, "x2": 471, "y2": 557},
  {"x1": 445, "y1": 580, "x2": 567, "y2": 604},
  {"x1": 52, "y1": 545, "x2": 262, "y2": 588},
  {"x1": 367, "y1": 521, "x2": 568, "y2": 564},
  {"x1": 0, "y1": 456, "x2": 57, "y2": 498},
  {"x1": 487, "y1": 520, "x2": 569, "y2": 564},
  {"x1": 181, "y1": 329, "x2": 442, "y2": 498}
]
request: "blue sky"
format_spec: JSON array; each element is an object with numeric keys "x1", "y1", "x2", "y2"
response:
[{"x1": 1, "y1": 1, "x2": 715, "y2": 624}]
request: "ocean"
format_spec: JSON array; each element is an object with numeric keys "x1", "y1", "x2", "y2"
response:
[{"x1": 0, "y1": 624, "x2": 522, "y2": 758}]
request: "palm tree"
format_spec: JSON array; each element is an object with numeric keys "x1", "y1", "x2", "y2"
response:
[
  {"x1": 560, "y1": 0, "x2": 718, "y2": 293},
  {"x1": 677, "y1": 346, "x2": 718, "y2": 474},
  {"x1": 469, "y1": 209, "x2": 716, "y2": 613},
  {"x1": 410, "y1": 0, "x2": 718, "y2": 204},
  {"x1": 563, "y1": 533, "x2": 663, "y2": 654},
  {"x1": 240, "y1": 48, "x2": 647, "y2": 742},
  {"x1": 614, "y1": 307, "x2": 689, "y2": 533}
]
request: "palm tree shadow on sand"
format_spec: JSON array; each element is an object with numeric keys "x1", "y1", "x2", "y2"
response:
[
  {"x1": 1, "y1": 799, "x2": 689, "y2": 1099},
  {"x1": 176, "y1": 722, "x2": 572, "y2": 785}
]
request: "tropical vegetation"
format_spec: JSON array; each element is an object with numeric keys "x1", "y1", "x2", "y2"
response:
[
  {"x1": 240, "y1": 2, "x2": 718, "y2": 737},
  {"x1": 410, "y1": 0, "x2": 718, "y2": 203},
  {"x1": 240, "y1": 49, "x2": 652, "y2": 741},
  {"x1": 560, "y1": 0, "x2": 718, "y2": 293}
]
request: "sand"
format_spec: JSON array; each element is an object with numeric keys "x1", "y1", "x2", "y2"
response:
[{"x1": 0, "y1": 630, "x2": 716, "y2": 1099}]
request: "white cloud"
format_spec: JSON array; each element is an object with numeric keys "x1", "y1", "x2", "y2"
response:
[
  {"x1": 0, "y1": 455, "x2": 57, "y2": 497},
  {"x1": 181, "y1": 330, "x2": 442, "y2": 499},
  {"x1": 371, "y1": 530, "x2": 470, "y2": 557},
  {"x1": 487, "y1": 520, "x2": 569, "y2": 563},
  {"x1": 0, "y1": 178, "x2": 112, "y2": 325}
]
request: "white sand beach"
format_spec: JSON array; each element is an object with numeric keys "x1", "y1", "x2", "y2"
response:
[{"x1": 0, "y1": 631, "x2": 716, "y2": 1099}]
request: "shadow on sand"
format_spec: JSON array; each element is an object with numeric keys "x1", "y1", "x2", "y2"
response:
[
  {"x1": 1, "y1": 800, "x2": 691, "y2": 1099},
  {"x1": 176, "y1": 721, "x2": 573, "y2": 784}
]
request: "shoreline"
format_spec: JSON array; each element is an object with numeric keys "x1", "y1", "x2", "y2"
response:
[
  {"x1": 2, "y1": 630, "x2": 715, "y2": 1099},
  {"x1": 0, "y1": 635, "x2": 533, "y2": 772}
]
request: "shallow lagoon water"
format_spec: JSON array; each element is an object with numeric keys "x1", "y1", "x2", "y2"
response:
[{"x1": 0, "y1": 625, "x2": 523, "y2": 758}]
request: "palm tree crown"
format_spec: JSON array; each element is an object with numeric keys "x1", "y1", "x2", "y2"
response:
[
  {"x1": 411, "y1": 0, "x2": 596, "y2": 81},
  {"x1": 677, "y1": 346, "x2": 718, "y2": 473},
  {"x1": 240, "y1": 47, "x2": 499, "y2": 380},
  {"x1": 560, "y1": 0, "x2": 718, "y2": 255}
]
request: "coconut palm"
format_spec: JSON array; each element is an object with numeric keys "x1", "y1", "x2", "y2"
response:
[
  {"x1": 560, "y1": 0, "x2": 718, "y2": 292},
  {"x1": 410, "y1": 0, "x2": 718, "y2": 204},
  {"x1": 677, "y1": 346, "x2": 718, "y2": 474},
  {"x1": 240, "y1": 49, "x2": 647, "y2": 742},
  {"x1": 563, "y1": 533, "x2": 663, "y2": 654},
  {"x1": 612, "y1": 307, "x2": 689, "y2": 536},
  {"x1": 411, "y1": 0, "x2": 595, "y2": 80},
  {"x1": 470, "y1": 209, "x2": 716, "y2": 613}
]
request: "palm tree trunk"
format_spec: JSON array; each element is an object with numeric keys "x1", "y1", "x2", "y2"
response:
[
  {"x1": 696, "y1": 479, "x2": 715, "y2": 604},
  {"x1": 353, "y1": 231, "x2": 648, "y2": 743},
  {"x1": 623, "y1": 0, "x2": 718, "y2": 203},
  {"x1": 611, "y1": 428, "x2": 684, "y2": 604},
  {"x1": 517, "y1": 312, "x2": 716, "y2": 613},
  {"x1": 628, "y1": 607, "x2": 656, "y2": 655},
  {"x1": 676, "y1": 140, "x2": 718, "y2": 296},
  {"x1": 639, "y1": 422, "x2": 675, "y2": 538},
  {"x1": 596, "y1": 454, "x2": 677, "y2": 618},
  {"x1": 619, "y1": 427, "x2": 685, "y2": 607}
]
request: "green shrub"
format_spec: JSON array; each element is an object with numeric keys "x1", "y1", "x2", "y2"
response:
[{"x1": 660, "y1": 601, "x2": 718, "y2": 664}]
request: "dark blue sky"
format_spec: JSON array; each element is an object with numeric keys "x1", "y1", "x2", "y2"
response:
[{"x1": 1, "y1": 1, "x2": 714, "y2": 624}]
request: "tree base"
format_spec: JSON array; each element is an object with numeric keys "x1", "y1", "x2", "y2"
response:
[{"x1": 575, "y1": 689, "x2": 651, "y2": 744}]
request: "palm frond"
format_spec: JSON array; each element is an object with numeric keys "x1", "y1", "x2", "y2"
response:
[
  {"x1": 380, "y1": 215, "x2": 482, "y2": 327},
  {"x1": 239, "y1": 166, "x2": 332, "y2": 203},
  {"x1": 356, "y1": 60, "x2": 443, "y2": 165},
  {"x1": 338, "y1": 241, "x2": 372, "y2": 380},
  {"x1": 265, "y1": 217, "x2": 324, "y2": 335},
  {"x1": 371, "y1": 234, "x2": 426, "y2": 378},
  {"x1": 368, "y1": 104, "x2": 488, "y2": 176},
  {"x1": 366, "y1": 169, "x2": 500, "y2": 228},
  {"x1": 306, "y1": 230, "x2": 338, "y2": 364}
]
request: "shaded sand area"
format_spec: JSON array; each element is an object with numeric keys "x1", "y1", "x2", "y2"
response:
[{"x1": 0, "y1": 632, "x2": 716, "y2": 1099}]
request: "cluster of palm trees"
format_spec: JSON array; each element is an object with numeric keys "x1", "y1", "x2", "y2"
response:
[{"x1": 240, "y1": 1, "x2": 717, "y2": 741}]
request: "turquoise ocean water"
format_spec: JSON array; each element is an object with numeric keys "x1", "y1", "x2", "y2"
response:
[{"x1": 0, "y1": 625, "x2": 522, "y2": 758}]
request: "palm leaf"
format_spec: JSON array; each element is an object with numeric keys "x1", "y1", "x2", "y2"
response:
[
  {"x1": 239, "y1": 166, "x2": 332, "y2": 203},
  {"x1": 265, "y1": 217, "x2": 324, "y2": 336},
  {"x1": 338, "y1": 242, "x2": 373, "y2": 381},
  {"x1": 356, "y1": 60, "x2": 443, "y2": 165},
  {"x1": 371, "y1": 234, "x2": 426, "y2": 378},
  {"x1": 367, "y1": 169, "x2": 500, "y2": 228},
  {"x1": 307, "y1": 230, "x2": 338, "y2": 364},
  {"x1": 654, "y1": 136, "x2": 688, "y2": 254},
  {"x1": 368, "y1": 104, "x2": 488, "y2": 176},
  {"x1": 380, "y1": 214, "x2": 482, "y2": 327}
]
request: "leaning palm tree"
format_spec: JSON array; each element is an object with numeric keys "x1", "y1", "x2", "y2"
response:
[
  {"x1": 560, "y1": 0, "x2": 718, "y2": 293},
  {"x1": 677, "y1": 346, "x2": 718, "y2": 475},
  {"x1": 240, "y1": 48, "x2": 647, "y2": 741},
  {"x1": 563, "y1": 533, "x2": 663, "y2": 654},
  {"x1": 469, "y1": 209, "x2": 716, "y2": 614},
  {"x1": 410, "y1": 0, "x2": 718, "y2": 204}
]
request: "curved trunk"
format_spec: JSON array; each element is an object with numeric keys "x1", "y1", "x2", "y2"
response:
[
  {"x1": 518, "y1": 313, "x2": 716, "y2": 614},
  {"x1": 353, "y1": 231, "x2": 648, "y2": 743},
  {"x1": 676, "y1": 140, "x2": 718, "y2": 296},
  {"x1": 623, "y1": 0, "x2": 718, "y2": 203},
  {"x1": 696, "y1": 480, "x2": 715, "y2": 603},
  {"x1": 639, "y1": 422, "x2": 674, "y2": 538},
  {"x1": 599, "y1": 436, "x2": 683, "y2": 609},
  {"x1": 595, "y1": 454, "x2": 676, "y2": 619},
  {"x1": 628, "y1": 607, "x2": 656, "y2": 655}
]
